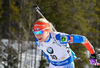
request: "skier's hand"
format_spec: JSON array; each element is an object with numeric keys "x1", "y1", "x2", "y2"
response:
[{"x1": 89, "y1": 53, "x2": 98, "y2": 66}]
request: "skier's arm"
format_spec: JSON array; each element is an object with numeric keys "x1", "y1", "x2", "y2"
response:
[
  {"x1": 69, "y1": 34, "x2": 95, "y2": 54},
  {"x1": 69, "y1": 35, "x2": 99, "y2": 65},
  {"x1": 55, "y1": 33, "x2": 95, "y2": 54}
]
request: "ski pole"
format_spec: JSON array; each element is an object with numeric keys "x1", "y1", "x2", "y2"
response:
[
  {"x1": 33, "y1": 6, "x2": 46, "y2": 19},
  {"x1": 74, "y1": 57, "x2": 82, "y2": 61},
  {"x1": 33, "y1": 6, "x2": 57, "y2": 32}
]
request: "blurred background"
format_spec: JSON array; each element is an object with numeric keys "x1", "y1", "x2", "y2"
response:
[{"x1": 0, "y1": 0, "x2": 100, "y2": 68}]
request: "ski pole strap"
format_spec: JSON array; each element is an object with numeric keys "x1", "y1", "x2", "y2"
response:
[{"x1": 74, "y1": 57, "x2": 82, "y2": 61}]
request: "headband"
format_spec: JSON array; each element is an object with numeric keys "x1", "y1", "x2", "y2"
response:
[{"x1": 33, "y1": 22, "x2": 50, "y2": 31}]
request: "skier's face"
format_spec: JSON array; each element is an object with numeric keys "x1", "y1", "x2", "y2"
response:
[{"x1": 34, "y1": 30, "x2": 49, "y2": 42}]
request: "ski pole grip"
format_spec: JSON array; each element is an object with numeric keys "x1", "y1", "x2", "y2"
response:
[{"x1": 33, "y1": 6, "x2": 40, "y2": 10}]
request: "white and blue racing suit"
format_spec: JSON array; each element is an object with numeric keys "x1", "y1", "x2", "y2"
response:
[{"x1": 35, "y1": 32, "x2": 94, "y2": 68}]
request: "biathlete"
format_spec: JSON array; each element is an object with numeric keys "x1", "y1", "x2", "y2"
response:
[{"x1": 33, "y1": 18, "x2": 98, "y2": 68}]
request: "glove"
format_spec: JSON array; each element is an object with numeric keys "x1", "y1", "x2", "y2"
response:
[{"x1": 89, "y1": 53, "x2": 98, "y2": 66}]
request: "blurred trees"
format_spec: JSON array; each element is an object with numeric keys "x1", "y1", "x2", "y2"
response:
[
  {"x1": 0, "y1": 0, "x2": 3, "y2": 66},
  {"x1": 1, "y1": 0, "x2": 36, "y2": 68},
  {"x1": 0, "y1": 0, "x2": 100, "y2": 68}
]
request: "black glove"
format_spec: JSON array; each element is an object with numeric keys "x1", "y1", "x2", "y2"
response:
[
  {"x1": 90, "y1": 53, "x2": 97, "y2": 59},
  {"x1": 89, "y1": 53, "x2": 97, "y2": 65}
]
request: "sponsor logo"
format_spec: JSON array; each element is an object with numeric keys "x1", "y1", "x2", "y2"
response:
[
  {"x1": 34, "y1": 24, "x2": 45, "y2": 27},
  {"x1": 61, "y1": 36, "x2": 66, "y2": 42},
  {"x1": 47, "y1": 47, "x2": 54, "y2": 54},
  {"x1": 61, "y1": 57, "x2": 65, "y2": 60}
]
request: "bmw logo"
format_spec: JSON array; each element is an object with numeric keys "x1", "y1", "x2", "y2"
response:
[{"x1": 47, "y1": 47, "x2": 54, "y2": 54}]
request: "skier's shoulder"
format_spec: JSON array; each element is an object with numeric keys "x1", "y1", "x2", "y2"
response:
[
  {"x1": 51, "y1": 31, "x2": 69, "y2": 36},
  {"x1": 51, "y1": 32, "x2": 70, "y2": 43}
]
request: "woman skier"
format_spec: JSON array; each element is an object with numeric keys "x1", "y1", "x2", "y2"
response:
[{"x1": 33, "y1": 18, "x2": 98, "y2": 68}]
